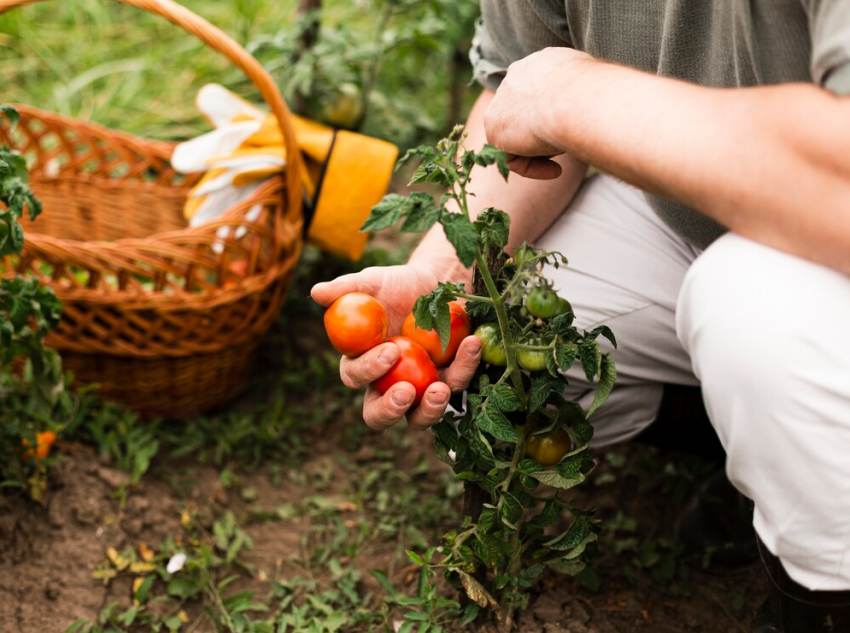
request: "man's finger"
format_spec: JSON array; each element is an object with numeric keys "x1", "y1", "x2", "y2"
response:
[
  {"x1": 310, "y1": 270, "x2": 380, "y2": 306},
  {"x1": 506, "y1": 154, "x2": 563, "y2": 180},
  {"x1": 406, "y1": 382, "x2": 452, "y2": 431},
  {"x1": 339, "y1": 342, "x2": 400, "y2": 389},
  {"x1": 362, "y1": 383, "x2": 416, "y2": 431},
  {"x1": 441, "y1": 335, "x2": 482, "y2": 392}
]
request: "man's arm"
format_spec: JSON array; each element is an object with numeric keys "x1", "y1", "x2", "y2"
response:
[
  {"x1": 409, "y1": 88, "x2": 588, "y2": 281},
  {"x1": 311, "y1": 88, "x2": 588, "y2": 431},
  {"x1": 485, "y1": 49, "x2": 850, "y2": 275}
]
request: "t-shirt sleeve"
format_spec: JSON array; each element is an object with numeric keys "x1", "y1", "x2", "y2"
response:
[
  {"x1": 808, "y1": 0, "x2": 850, "y2": 94},
  {"x1": 470, "y1": 0, "x2": 572, "y2": 92}
]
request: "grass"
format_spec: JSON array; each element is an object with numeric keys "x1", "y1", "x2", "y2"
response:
[{"x1": 0, "y1": 0, "x2": 475, "y2": 145}]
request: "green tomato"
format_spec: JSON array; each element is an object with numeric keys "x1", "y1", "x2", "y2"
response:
[
  {"x1": 516, "y1": 338, "x2": 548, "y2": 371},
  {"x1": 525, "y1": 288, "x2": 560, "y2": 319},
  {"x1": 474, "y1": 323, "x2": 507, "y2": 366},
  {"x1": 555, "y1": 297, "x2": 573, "y2": 316}
]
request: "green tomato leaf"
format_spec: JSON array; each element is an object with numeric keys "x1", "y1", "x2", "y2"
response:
[
  {"x1": 588, "y1": 324, "x2": 617, "y2": 349},
  {"x1": 361, "y1": 193, "x2": 407, "y2": 231},
  {"x1": 473, "y1": 144, "x2": 511, "y2": 181},
  {"x1": 488, "y1": 383, "x2": 523, "y2": 413},
  {"x1": 408, "y1": 161, "x2": 453, "y2": 187},
  {"x1": 587, "y1": 352, "x2": 616, "y2": 417},
  {"x1": 579, "y1": 339, "x2": 602, "y2": 381},
  {"x1": 476, "y1": 506, "x2": 498, "y2": 535},
  {"x1": 555, "y1": 341, "x2": 579, "y2": 372},
  {"x1": 544, "y1": 516, "x2": 593, "y2": 552},
  {"x1": 499, "y1": 493, "x2": 523, "y2": 532},
  {"x1": 474, "y1": 407, "x2": 518, "y2": 443},
  {"x1": 529, "y1": 469, "x2": 586, "y2": 491},
  {"x1": 545, "y1": 557, "x2": 587, "y2": 576},
  {"x1": 528, "y1": 376, "x2": 560, "y2": 413},
  {"x1": 474, "y1": 208, "x2": 510, "y2": 251},
  {"x1": 0, "y1": 104, "x2": 19, "y2": 128},
  {"x1": 527, "y1": 500, "x2": 560, "y2": 532},
  {"x1": 399, "y1": 192, "x2": 440, "y2": 233},
  {"x1": 440, "y1": 213, "x2": 479, "y2": 268}
]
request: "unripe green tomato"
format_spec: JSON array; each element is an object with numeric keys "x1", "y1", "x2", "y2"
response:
[
  {"x1": 555, "y1": 297, "x2": 573, "y2": 316},
  {"x1": 474, "y1": 323, "x2": 507, "y2": 366},
  {"x1": 516, "y1": 339, "x2": 548, "y2": 371},
  {"x1": 525, "y1": 288, "x2": 560, "y2": 318}
]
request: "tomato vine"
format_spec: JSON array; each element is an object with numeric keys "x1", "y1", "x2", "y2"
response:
[{"x1": 361, "y1": 126, "x2": 618, "y2": 627}]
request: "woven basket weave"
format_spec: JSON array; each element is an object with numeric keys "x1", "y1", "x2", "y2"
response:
[{"x1": 0, "y1": 0, "x2": 304, "y2": 417}]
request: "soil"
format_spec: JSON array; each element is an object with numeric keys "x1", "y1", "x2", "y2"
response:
[{"x1": 0, "y1": 297, "x2": 766, "y2": 633}]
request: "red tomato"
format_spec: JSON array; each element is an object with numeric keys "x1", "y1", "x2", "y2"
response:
[
  {"x1": 373, "y1": 336, "x2": 440, "y2": 407},
  {"x1": 401, "y1": 302, "x2": 471, "y2": 367},
  {"x1": 324, "y1": 292, "x2": 388, "y2": 357}
]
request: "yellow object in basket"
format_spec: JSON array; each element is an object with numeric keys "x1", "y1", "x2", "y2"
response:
[{"x1": 173, "y1": 84, "x2": 398, "y2": 261}]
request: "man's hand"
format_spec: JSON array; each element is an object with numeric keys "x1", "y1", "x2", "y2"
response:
[
  {"x1": 311, "y1": 265, "x2": 481, "y2": 431},
  {"x1": 484, "y1": 47, "x2": 595, "y2": 180}
]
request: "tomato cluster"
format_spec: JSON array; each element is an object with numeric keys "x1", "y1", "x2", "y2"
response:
[{"x1": 324, "y1": 293, "x2": 471, "y2": 407}]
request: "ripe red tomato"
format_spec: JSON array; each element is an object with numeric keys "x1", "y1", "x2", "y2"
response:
[
  {"x1": 373, "y1": 336, "x2": 440, "y2": 407},
  {"x1": 525, "y1": 429, "x2": 572, "y2": 466},
  {"x1": 324, "y1": 292, "x2": 388, "y2": 357},
  {"x1": 401, "y1": 302, "x2": 471, "y2": 367}
]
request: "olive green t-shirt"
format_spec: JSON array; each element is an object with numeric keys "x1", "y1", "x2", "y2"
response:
[{"x1": 471, "y1": 0, "x2": 850, "y2": 249}]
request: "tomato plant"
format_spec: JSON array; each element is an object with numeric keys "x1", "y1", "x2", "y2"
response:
[
  {"x1": 0, "y1": 104, "x2": 66, "y2": 502},
  {"x1": 362, "y1": 127, "x2": 618, "y2": 628},
  {"x1": 323, "y1": 292, "x2": 388, "y2": 357},
  {"x1": 474, "y1": 323, "x2": 506, "y2": 367},
  {"x1": 372, "y1": 336, "x2": 439, "y2": 407},
  {"x1": 402, "y1": 301, "x2": 470, "y2": 367},
  {"x1": 525, "y1": 429, "x2": 572, "y2": 466}
]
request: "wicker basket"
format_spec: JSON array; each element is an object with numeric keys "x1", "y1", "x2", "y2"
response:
[{"x1": 0, "y1": 0, "x2": 304, "y2": 417}]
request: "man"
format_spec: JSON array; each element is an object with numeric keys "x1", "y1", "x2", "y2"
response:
[{"x1": 312, "y1": 2, "x2": 850, "y2": 630}]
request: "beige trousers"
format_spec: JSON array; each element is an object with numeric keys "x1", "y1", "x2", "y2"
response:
[{"x1": 537, "y1": 174, "x2": 850, "y2": 590}]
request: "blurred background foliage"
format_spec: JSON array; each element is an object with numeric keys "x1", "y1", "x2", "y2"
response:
[{"x1": 0, "y1": 0, "x2": 479, "y2": 149}]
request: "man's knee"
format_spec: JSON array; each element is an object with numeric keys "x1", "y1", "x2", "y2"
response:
[{"x1": 675, "y1": 234, "x2": 799, "y2": 430}]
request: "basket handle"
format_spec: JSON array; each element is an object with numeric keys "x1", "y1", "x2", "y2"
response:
[{"x1": 0, "y1": 0, "x2": 303, "y2": 219}]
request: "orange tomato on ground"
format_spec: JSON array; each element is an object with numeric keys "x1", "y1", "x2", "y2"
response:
[
  {"x1": 324, "y1": 292, "x2": 389, "y2": 357},
  {"x1": 373, "y1": 336, "x2": 440, "y2": 407},
  {"x1": 22, "y1": 430, "x2": 58, "y2": 462},
  {"x1": 525, "y1": 429, "x2": 572, "y2": 466},
  {"x1": 401, "y1": 302, "x2": 470, "y2": 367}
]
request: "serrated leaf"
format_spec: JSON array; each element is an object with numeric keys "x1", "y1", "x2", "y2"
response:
[
  {"x1": 579, "y1": 339, "x2": 602, "y2": 381},
  {"x1": 588, "y1": 324, "x2": 617, "y2": 348},
  {"x1": 527, "y1": 500, "x2": 560, "y2": 532},
  {"x1": 474, "y1": 208, "x2": 510, "y2": 250},
  {"x1": 529, "y1": 469, "x2": 586, "y2": 491},
  {"x1": 546, "y1": 557, "x2": 587, "y2": 576},
  {"x1": 408, "y1": 161, "x2": 453, "y2": 187},
  {"x1": 555, "y1": 341, "x2": 578, "y2": 371},
  {"x1": 475, "y1": 408, "x2": 517, "y2": 443},
  {"x1": 500, "y1": 493, "x2": 523, "y2": 530},
  {"x1": 477, "y1": 507, "x2": 498, "y2": 534},
  {"x1": 473, "y1": 145, "x2": 511, "y2": 180},
  {"x1": 544, "y1": 517, "x2": 592, "y2": 552},
  {"x1": 488, "y1": 383, "x2": 523, "y2": 413},
  {"x1": 528, "y1": 377, "x2": 559, "y2": 413},
  {"x1": 361, "y1": 194, "x2": 407, "y2": 231},
  {"x1": 399, "y1": 192, "x2": 440, "y2": 233},
  {"x1": 440, "y1": 213, "x2": 479, "y2": 268},
  {"x1": 587, "y1": 352, "x2": 616, "y2": 417}
]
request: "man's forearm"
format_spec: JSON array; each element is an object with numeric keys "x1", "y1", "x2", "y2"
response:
[
  {"x1": 541, "y1": 59, "x2": 850, "y2": 273},
  {"x1": 409, "y1": 89, "x2": 588, "y2": 281}
]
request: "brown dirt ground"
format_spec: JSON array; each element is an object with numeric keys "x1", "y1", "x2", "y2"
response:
[{"x1": 0, "y1": 292, "x2": 766, "y2": 633}]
